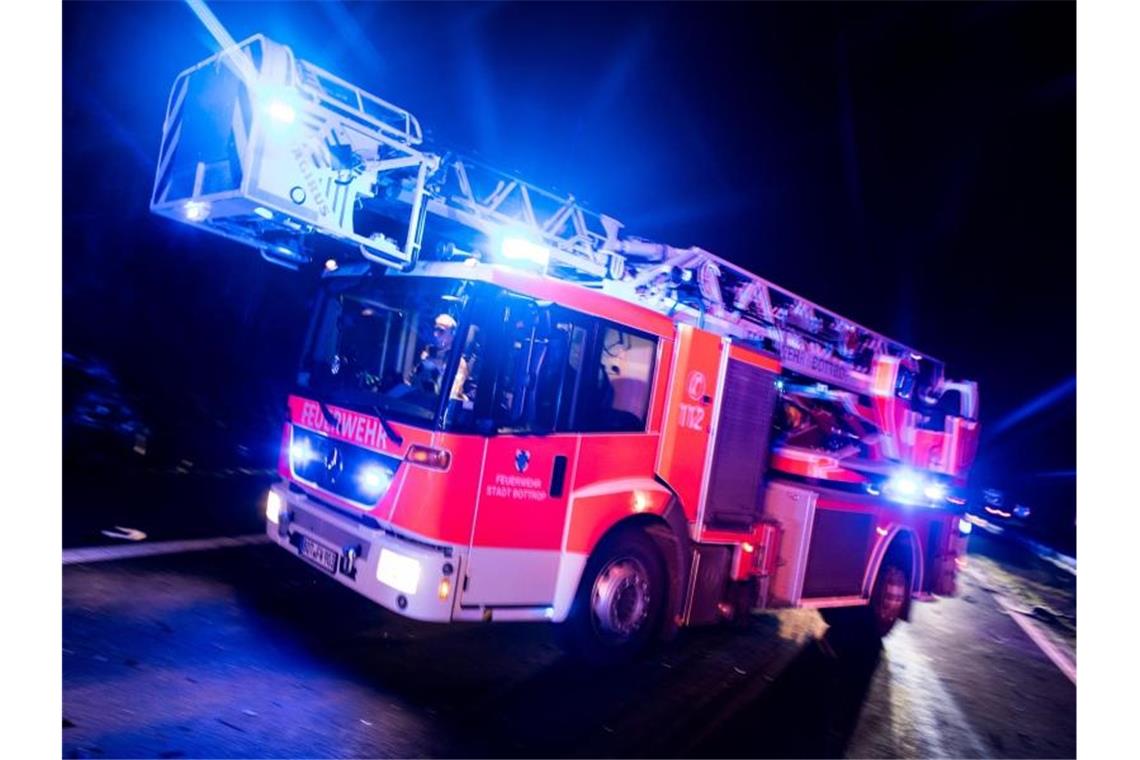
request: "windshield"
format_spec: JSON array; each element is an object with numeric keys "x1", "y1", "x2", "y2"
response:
[{"x1": 298, "y1": 276, "x2": 480, "y2": 427}]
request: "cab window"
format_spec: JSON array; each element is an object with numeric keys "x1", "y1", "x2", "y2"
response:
[
  {"x1": 571, "y1": 324, "x2": 656, "y2": 433},
  {"x1": 487, "y1": 299, "x2": 656, "y2": 434}
]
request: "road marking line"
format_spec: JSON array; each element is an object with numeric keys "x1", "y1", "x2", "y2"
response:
[
  {"x1": 881, "y1": 623, "x2": 989, "y2": 758},
  {"x1": 995, "y1": 594, "x2": 1077, "y2": 685},
  {"x1": 63, "y1": 533, "x2": 270, "y2": 565},
  {"x1": 100, "y1": 526, "x2": 148, "y2": 542}
]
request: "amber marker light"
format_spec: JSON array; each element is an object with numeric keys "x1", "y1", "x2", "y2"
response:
[{"x1": 405, "y1": 445, "x2": 452, "y2": 470}]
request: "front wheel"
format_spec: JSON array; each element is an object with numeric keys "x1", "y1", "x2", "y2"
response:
[{"x1": 561, "y1": 528, "x2": 666, "y2": 664}]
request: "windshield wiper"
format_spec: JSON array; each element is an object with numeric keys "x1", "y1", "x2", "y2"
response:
[
  {"x1": 318, "y1": 400, "x2": 341, "y2": 430},
  {"x1": 371, "y1": 405, "x2": 405, "y2": 447},
  {"x1": 318, "y1": 397, "x2": 404, "y2": 447}
]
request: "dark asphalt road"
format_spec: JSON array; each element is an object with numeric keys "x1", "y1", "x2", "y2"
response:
[
  {"x1": 62, "y1": 535, "x2": 1076, "y2": 758},
  {"x1": 63, "y1": 465, "x2": 274, "y2": 549}
]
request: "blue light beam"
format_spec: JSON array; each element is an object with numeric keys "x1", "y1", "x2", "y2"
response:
[
  {"x1": 989, "y1": 376, "x2": 1076, "y2": 439},
  {"x1": 184, "y1": 0, "x2": 258, "y2": 86}
]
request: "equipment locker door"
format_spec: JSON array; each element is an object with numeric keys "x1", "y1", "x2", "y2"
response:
[{"x1": 656, "y1": 324, "x2": 723, "y2": 520}]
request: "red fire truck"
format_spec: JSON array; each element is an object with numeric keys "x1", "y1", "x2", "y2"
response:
[{"x1": 151, "y1": 35, "x2": 979, "y2": 660}]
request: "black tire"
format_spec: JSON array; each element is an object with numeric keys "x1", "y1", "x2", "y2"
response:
[
  {"x1": 561, "y1": 527, "x2": 667, "y2": 664},
  {"x1": 821, "y1": 559, "x2": 910, "y2": 646},
  {"x1": 868, "y1": 561, "x2": 910, "y2": 638},
  {"x1": 727, "y1": 580, "x2": 757, "y2": 631}
]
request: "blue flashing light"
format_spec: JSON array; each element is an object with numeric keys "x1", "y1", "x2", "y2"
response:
[
  {"x1": 357, "y1": 464, "x2": 391, "y2": 499},
  {"x1": 290, "y1": 437, "x2": 320, "y2": 468},
  {"x1": 888, "y1": 473, "x2": 919, "y2": 498},
  {"x1": 183, "y1": 201, "x2": 211, "y2": 222},
  {"x1": 882, "y1": 469, "x2": 947, "y2": 507},
  {"x1": 923, "y1": 482, "x2": 947, "y2": 502},
  {"x1": 501, "y1": 237, "x2": 550, "y2": 268},
  {"x1": 256, "y1": 85, "x2": 302, "y2": 130},
  {"x1": 266, "y1": 98, "x2": 296, "y2": 124}
]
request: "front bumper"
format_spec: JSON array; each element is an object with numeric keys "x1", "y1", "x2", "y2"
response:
[{"x1": 266, "y1": 483, "x2": 463, "y2": 622}]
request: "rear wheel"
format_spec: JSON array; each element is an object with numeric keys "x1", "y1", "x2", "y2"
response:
[
  {"x1": 562, "y1": 528, "x2": 666, "y2": 664},
  {"x1": 821, "y1": 558, "x2": 910, "y2": 646},
  {"x1": 869, "y1": 563, "x2": 909, "y2": 637}
]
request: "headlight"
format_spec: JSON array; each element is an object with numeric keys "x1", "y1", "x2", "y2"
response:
[
  {"x1": 266, "y1": 490, "x2": 283, "y2": 524},
  {"x1": 376, "y1": 549, "x2": 421, "y2": 594}
]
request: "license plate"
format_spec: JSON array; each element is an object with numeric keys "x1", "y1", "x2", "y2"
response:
[{"x1": 299, "y1": 535, "x2": 339, "y2": 575}]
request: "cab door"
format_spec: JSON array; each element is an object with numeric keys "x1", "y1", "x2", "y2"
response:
[
  {"x1": 464, "y1": 434, "x2": 578, "y2": 607},
  {"x1": 461, "y1": 297, "x2": 584, "y2": 608}
]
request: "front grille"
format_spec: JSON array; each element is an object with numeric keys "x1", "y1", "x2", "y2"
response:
[{"x1": 290, "y1": 425, "x2": 400, "y2": 507}]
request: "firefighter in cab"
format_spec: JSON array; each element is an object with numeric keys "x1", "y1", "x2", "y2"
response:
[
  {"x1": 410, "y1": 313, "x2": 458, "y2": 394},
  {"x1": 410, "y1": 313, "x2": 477, "y2": 405}
]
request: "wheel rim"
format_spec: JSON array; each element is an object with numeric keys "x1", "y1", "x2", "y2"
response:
[
  {"x1": 874, "y1": 565, "x2": 908, "y2": 627},
  {"x1": 590, "y1": 556, "x2": 651, "y2": 640}
]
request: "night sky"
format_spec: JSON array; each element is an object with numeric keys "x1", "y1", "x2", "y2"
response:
[{"x1": 63, "y1": 2, "x2": 1075, "y2": 547}]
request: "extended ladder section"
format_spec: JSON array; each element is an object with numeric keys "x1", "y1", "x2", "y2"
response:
[
  {"x1": 151, "y1": 36, "x2": 946, "y2": 396},
  {"x1": 602, "y1": 243, "x2": 942, "y2": 395}
]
